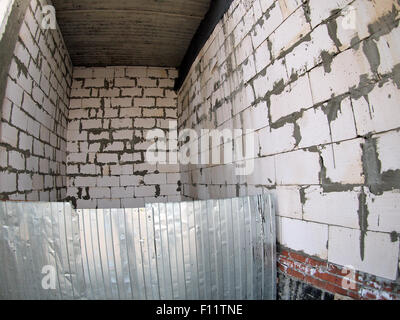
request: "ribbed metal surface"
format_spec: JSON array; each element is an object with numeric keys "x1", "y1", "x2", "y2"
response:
[
  {"x1": 52, "y1": 0, "x2": 212, "y2": 67},
  {"x1": 0, "y1": 195, "x2": 276, "y2": 300}
]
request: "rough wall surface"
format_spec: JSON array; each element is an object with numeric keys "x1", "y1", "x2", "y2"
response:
[
  {"x1": 278, "y1": 246, "x2": 400, "y2": 300},
  {"x1": 0, "y1": 0, "x2": 72, "y2": 201},
  {"x1": 66, "y1": 66, "x2": 181, "y2": 209},
  {"x1": 177, "y1": 0, "x2": 400, "y2": 299}
]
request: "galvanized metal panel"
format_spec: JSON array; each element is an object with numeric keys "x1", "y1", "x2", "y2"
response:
[{"x1": 0, "y1": 194, "x2": 276, "y2": 300}]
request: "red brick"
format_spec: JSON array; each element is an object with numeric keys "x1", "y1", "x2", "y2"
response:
[
  {"x1": 363, "y1": 280, "x2": 382, "y2": 291},
  {"x1": 364, "y1": 291, "x2": 377, "y2": 300},
  {"x1": 327, "y1": 263, "x2": 345, "y2": 276},
  {"x1": 306, "y1": 256, "x2": 327, "y2": 268},
  {"x1": 278, "y1": 256, "x2": 295, "y2": 269},
  {"x1": 278, "y1": 263, "x2": 286, "y2": 273},
  {"x1": 286, "y1": 267, "x2": 305, "y2": 281},
  {"x1": 279, "y1": 250, "x2": 290, "y2": 258},
  {"x1": 288, "y1": 251, "x2": 307, "y2": 263},
  {"x1": 305, "y1": 275, "x2": 326, "y2": 290},
  {"x1": 382, "y1": 284, "x2": 393, "y2": 293},
  {"x1": 314, "y1": 270, "x2": 344, "y2": 288},
  {"x1": 324, "y1": 282, "x2": 349, "y2": 297},
  {"x1": 297, "y1": 263, "x2": 308, "y2": 274},
  {"x1": 348, "y1": 290, "x2": 360, "y2": 299}
]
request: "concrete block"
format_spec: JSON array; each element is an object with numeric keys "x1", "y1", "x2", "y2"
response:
[
  {"x1": 297, "y1": 106, "x2": 331, "y2": 149},
  {"x1": 254, "y1": 40, "x2": 271, "y2": 73},
  {"x1": 376, "y1": 130, "x2": 400, "y2": 173},
  {"x1": 11, "y1": 106, "x2": 29, "y2": 131},
  {"x1": 97, "y1": 199, "x2": 120, "y2": 209},
  {"x1": 0, "y1": 122, "x2": 18, "y2": 147},
  {"x1": 245, "y1": 156, "x2": 276, "y2": 186},
  {"x1": 275, "y1": 186, "x2": 302, "y2": 219},
  {"x1": 309, "y1": 47, "x2": 372, "y2": 104},
  {"x1": 278, "y1": 0, "x2": 302, "y2": 19},
  {"x1": 278, "y1": 217, "x2": 328, "y2": 259},
  {"x1": 114, "y1": 78, "x2": 136, "y2": 87},
  {"x1": 120, "y1": 152, "x2": 141, "y2": 163},
  {"x1": 167, "y1": 173, "x2": 180, "y2": 184},
  {"x1": 81, "y1": 119, "x2": 101, "y2": 130},
  {"x1": 353, "y1": 81, "x2": 400, "y2": 136},
  {"x1": 308, "y1": 0, "x2": 353, "y2": 28},
  {"x1": 111, "y1": 118, "x2": 132, "y2": 129},
  {"x1": 137, "y1": 78, "x2": 157, "y2": 87},
  {"x1": 158, "y1": 79, "x2": 175, "y2": 89},
  {"x1": 285, "y1": 24, "x2": 337, "y2": 76},
  {"x1": 119, "y1": 107, "x2": 141, "y2": 118},
  {"x1": 160, "y1": 184, "x2": 179, "y2": 196},
  {"x1": 328, "y1": 226, "x2": 399, "y2": 280},
  {"x1": 258, "y1": 124, "x2": 295, "y2": 156},
  {"x1": 69, "y1": 99, "x2": 82, "y2": 112},
  {"x1": 70, "y1": 88, "x2": 91, "y2": 98},
  {"x1": 134, "y1": 97, "x2": 155, "y2": 107},
  {"x1": 74, "y1": 177, "x2": 97, "y2": 187},
  {"x1": 111, "y1": 187, "x2": 134, "y2": 198},
  {"x1": 89, "y1": 187, "x2": 111, "y2": 199},
  {"x1": 0, "y1": 171, "x2": 17, "y2": 192},
  {"x1": 103, "y1": 142, "x2": 124, "y2": 152},
  {"x1": 135, "y1": 185, "x2": 156, "y2": 197},
  {"x1": 156, "y1": 98, "x2": 176, "y2": 108},
  {"x1": 134, "y1": 118, "x2": 155, "y2": 128},
  {"x1": 110, "y1": 164, "x2": 133, "y2": 175},
  {"x1": 0, "y1": 146, "x2": 7, "y2": 168},
  {"x1": 320, "y1": 139, "x2": 364, "y2": 184},
  {"x1": 84, "y1": 78, "x2": 104, "y2": 88},
  {"x1": 121, "y1": 198, "x2": 145, "y2": 208},
  {"x1": 270, "y1": 74, "x2": 313, "y2": 123},
  {"x1": 335, "y1": 0, "x2": 400, "y2": 52},
  {"x1": 121, "y1": 88, "x2": 142, "y2": 97},
  {"x1": 111, "y1": 97, "x2": 132, "y2": 107},
  {"x1": 276, "y1": 149, "x2": 320, "y2": 185},
  {"x1": 144, "y1": 173, "x2": 167, "y2": 185},
  {"x1": 76, "y1": 199, "x2": 97, "y2": 209},
  {"x1": 82, "y1": 98, "x2": 101, "y2": 108},
  {"x1": 269, "y1": 7, "x2": 311, "y2": 58},
  {"x1": 366, "y1": 189, "x2": 400, "y2": 233},
  {"x1": 253, "y1": 2, "x2": 283, "y2": 49},
  {"x1": 120, "y1": 175, "x2": 141, "y2": 186},
  {"x1": 126, "y1": 67, "x2": 147, "y2": 78},
  {"x1": 8, "y1": 150, "x2": 25, "y2": 170},
  {"x1": 67, "y1": 152, "x2": 87, "y2": 163},
  {"x1": 5, "y1": 78, "x2": 23, "y2": 107},
  {"x1": 303, "y1": 186, "x2": 361, "y2": 228},
  {"x1": 97, "y1": 176, "x2": 120, "y2": 187},
  {"x1": 328, "y1": 97, "x2": 357, "y2": 142},
  {"x1": 73, "y1": 67, "x2": 93, "y2": 78},
  {"x1": 97, "y1": 153, "x2": 118, "y2": 164},
  {"x1": 148, "y1": 68, "x2": 168, "y2": 78},
  {"x1": 80, "y1": 164, "x2": 98, "y2": 175},
  {"x1": 144, "y1": 88, "x2": 164, "y2": 97}
]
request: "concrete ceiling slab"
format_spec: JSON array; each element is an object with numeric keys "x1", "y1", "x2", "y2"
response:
[{"x1": 53, "y1": 0, "x2": 211, "y2": 67}]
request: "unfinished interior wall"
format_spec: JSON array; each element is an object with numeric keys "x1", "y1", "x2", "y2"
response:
[
  {"x1": 66, "y1": 67, "x2": 181, "y2": 209},
  {"x1": 177, "y1": 0, "x2": 400, "y2": 299},
  {"x1": 0, "y1": 0, "x2": 72, "y2": 201}
]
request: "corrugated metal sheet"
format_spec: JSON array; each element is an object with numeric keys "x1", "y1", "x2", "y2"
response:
[
  {"x1": 52, "y1": 0, "x2": 212, "y2": 67},
  {"x1": 0, "y1": 194, "x2": 276, "y2": 300}
]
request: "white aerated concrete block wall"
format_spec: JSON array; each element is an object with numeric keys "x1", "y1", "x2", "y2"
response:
[
  {"x1": 66, "y1": 66, "x2": 181, "y2": 208},
  {"x1": 177, "y1": 0, "x2": 400, "y2": 281},
  {"x1": 0, "y1": 0, "x2": 72, "y2": 201}
]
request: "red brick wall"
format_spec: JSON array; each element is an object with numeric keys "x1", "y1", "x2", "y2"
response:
[{"x1": 277, "y1": 247, "x2": 400, "y2": 300}]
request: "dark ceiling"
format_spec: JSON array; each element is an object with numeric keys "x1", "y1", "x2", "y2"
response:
[{"x1": 53, "y1": 0, "x2": 212, "y2": 67}]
